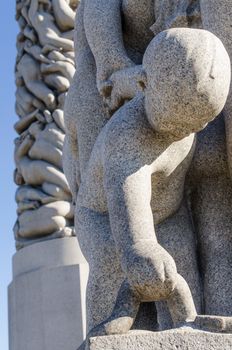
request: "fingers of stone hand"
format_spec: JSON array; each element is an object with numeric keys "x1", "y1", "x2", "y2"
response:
[{"x1": 122, "y1": 241, "x2": 177, "y2": 300}]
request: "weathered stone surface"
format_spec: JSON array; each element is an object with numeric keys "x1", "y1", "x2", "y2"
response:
[
  {"x1": 89, "y1": 329, "x2": 232, "y2": 350},
  {"x1": 64, "y1": 0, "x2": 205, "y2": 334},
  {"x1": 195, "y1": 315, "x2": 232, "y2": 333},
  {"x1": 69, "y1": 26, "x2": 230, "y2": 342},
  {"x1": 188, "y1": 0, "x2": 232, "y2": 316},
  {"x1": 65, "y1": 0, "x2": 232, "y2": 340}
]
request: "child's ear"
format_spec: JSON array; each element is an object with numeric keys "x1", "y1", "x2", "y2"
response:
[{"x1": 137, "y1": 69, "x2": 147, "y2": 91}]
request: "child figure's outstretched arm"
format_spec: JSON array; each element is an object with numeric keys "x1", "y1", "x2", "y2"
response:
[{"x1": 101, "y1": 102, "x2": 196, "y2": 333}]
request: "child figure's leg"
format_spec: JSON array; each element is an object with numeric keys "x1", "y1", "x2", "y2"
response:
[
  {"x1": 77, "y1": 280, "x2": 140, "y2": 350},
  {"x1": 104, "y1": 279, "x2": 140, "y2": 335}
]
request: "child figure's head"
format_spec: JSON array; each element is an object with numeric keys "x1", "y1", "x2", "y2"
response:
[{"x1": 141, "y1": 28, "x2": 231, "y2": 140}]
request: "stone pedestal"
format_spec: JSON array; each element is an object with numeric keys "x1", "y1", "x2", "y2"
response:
[
  {"x1": 8, "y1": 238, "x2": 88, "y2": 350},
  {"x1": 89, "y1": 329, "x2": 232, "y2": 350}
]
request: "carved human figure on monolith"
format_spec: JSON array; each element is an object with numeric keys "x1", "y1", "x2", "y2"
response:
[
  {"x1": 28, "y1": 0, "x2": 74, "y2": 51},
  {"x1": 73, "y1": 28, "x2": 230, "y2": 343}
]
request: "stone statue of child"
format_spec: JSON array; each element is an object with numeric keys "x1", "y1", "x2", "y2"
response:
[
  {"x1": 64, "y1": 0, "x2": 204, "y2": 331},
  {"x1": 76, "y1": 27, "x2": 231, "y2": 339}
]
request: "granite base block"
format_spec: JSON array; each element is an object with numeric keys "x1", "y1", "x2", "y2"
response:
[
  {"x1": 8, "y1": 238, "x2": 88, "y2": 350},
  {"x1": 89, "y1": 329, "x2": 232, "y2": 350}
]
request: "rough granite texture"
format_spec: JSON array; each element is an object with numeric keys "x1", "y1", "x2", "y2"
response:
[
  {"x1": 13, "y1": 1, "x2": 232, "y2": 349},
  {"x1": 89, "y1": 329, "x2": 232, "y2": 350},
  {"x1": 65, "y1": 0, "x2": 203, "y2": 334},
  {"x1": 71, "y1": 28, "x2": 230, "y2": 344},
  {"x1": 189, "y1": 0, "x2": 232, "y2": 316},
  {"x1": 64, "y1": 0, "x2": 232, "y2": 338}
]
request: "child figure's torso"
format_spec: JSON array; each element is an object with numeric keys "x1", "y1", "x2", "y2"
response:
[{"x1": 78, "y1": 96, "x2": 196, "y2": 225}]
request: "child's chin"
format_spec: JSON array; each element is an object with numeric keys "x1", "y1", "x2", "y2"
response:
[{"x1": 171, "y1": 130, "x2": 194, "y2": 142}]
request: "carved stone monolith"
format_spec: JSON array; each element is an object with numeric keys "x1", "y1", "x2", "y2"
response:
[
  {"x1": 14, "y1": 0, "x2": 78, "y2": 249},
  {"x1": 9, "y1": 2, "x2": 88, "y2": 350}
]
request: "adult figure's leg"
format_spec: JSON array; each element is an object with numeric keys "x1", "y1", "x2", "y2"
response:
[
  {"x1": 196, "y1": 1, "x2": 232, "y2": 315},
  {"x1": 75, "y1": 206, "x2": 125, "y2": 331},
  {"x1": 64, "y1": 1, "x2": 124, "y2": 332},
  {"x1": 190, "y1": 115, "x2": 232, "y2": 315},
  {"x1": 200, "y1": 1, "x2": 232, "y2": 177},
  {"x1": 64, "y1": 1, "x2": 109, "y2": 179},
  {"x1": 192, "y1": 176, "x2": 232, "y2": 315}
]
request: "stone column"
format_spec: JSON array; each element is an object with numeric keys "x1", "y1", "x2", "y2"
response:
[
  {"x1": 9, "y1": 1, "x2": 88, "y2": 349},
  {"x1": 14, "y1": 0, "x2": 77, "y2": 247}
]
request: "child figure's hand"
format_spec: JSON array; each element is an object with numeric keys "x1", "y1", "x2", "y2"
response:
[
  {"x1": 122, "y1": 240, "x2": 178, "y2": 301},
  {"x1": 96, "y1": 56, "x2": 134, "y2": 96},
  {"x1": 98, "y1": 65, "x2": 146, "y2": 113}
]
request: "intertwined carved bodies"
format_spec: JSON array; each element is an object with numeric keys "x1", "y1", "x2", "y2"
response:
[{"x1": 14, "y1": 0, "x2": 78, "y2": 246}]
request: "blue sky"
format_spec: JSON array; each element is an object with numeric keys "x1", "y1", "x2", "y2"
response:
[{"x1": 0, "y1": 2, "x2": 18, "y2": 349}]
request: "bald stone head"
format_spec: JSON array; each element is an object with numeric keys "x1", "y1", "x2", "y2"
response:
[{"x1": 142, "y1": 28, "x2": 231, "y2": 140}]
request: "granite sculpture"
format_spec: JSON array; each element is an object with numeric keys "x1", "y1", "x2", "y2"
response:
[
  {"x1": 14, "y1": 0, "x2": 79, "y2": 249},
  {"x1": 11, "y1": 4, "x2": 88, "y2": 348},
  {"x1": 89, "y1": 329, "x2": 232, "y2": 350},
  {"x1": 73, "y1": 27, "x2": 230, "y2": 344},
  {"x1": 64, "y1": 0, "x2": 204, "y2": 333},
  {"x1": 11, "y1": 0, "x2": 232, "y2": 348},
  {"x1": 64, "y1": 0, "x2": 232, "y2": 346}
]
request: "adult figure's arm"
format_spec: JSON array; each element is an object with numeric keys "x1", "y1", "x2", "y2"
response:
[
  {"x1": 83, "y1": 0, "x2": 133, "y2": 85},
  {"x1": 200, "y1": 0, "x2": 232, "y2": 175}
]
